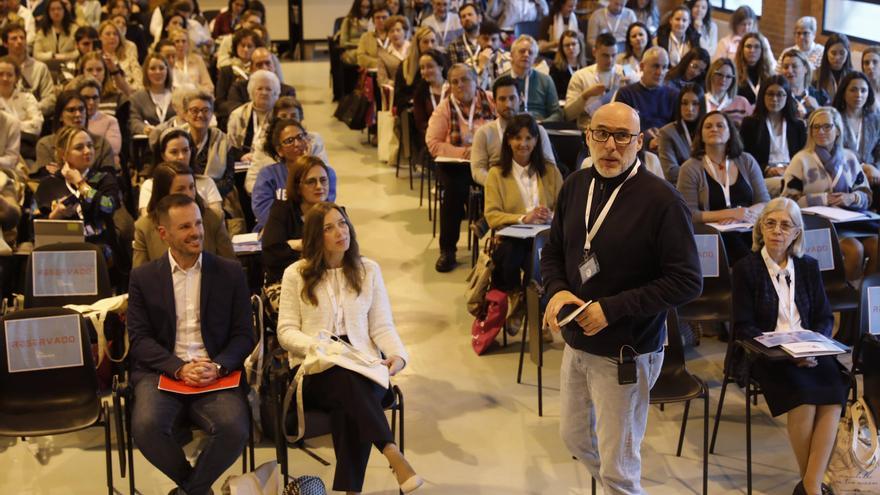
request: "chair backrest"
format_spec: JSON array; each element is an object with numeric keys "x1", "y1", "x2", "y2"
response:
[
  {"x1": 0, "y1": 307, "x2": 99, "y2": 435},
  {"x1": 530, "y1": 228, "x2": 550, "y2": 285},
  {"x1": 664, "y1": 308, "x2": 686, "y2": 369},
  {"x1": 24, "y1": 242, "x2": 113, "y2": 309},
  {"x1": 333, "y1": 16, "x2": 344, "y2": 35},
  {"x1": 691, "y1": 222, "x2": 733, "y2": 296},
  {"x1": 514, "y1": 21, "x2": 541, "y2": 39},
  {"x1": 855, "y1": 272, "x2": 880, "y2": 370},
  {"x1": 801, "y1": 214, "x2": 847, "y2": 290},
  {"x1": 526, "y1": 280, "x2": 543, "y2": 367}
]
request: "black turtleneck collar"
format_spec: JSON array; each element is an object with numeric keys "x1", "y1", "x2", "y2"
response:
[
  {"x1": 747, "y1": 64, "x2": 760, "y2": 84},
  {"x1": 593, "y1": 158, "x2": 639, "y2": 188}
]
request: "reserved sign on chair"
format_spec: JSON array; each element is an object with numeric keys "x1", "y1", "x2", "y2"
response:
[
  {"x1": 803, "y1": 229, "x2": 834, "y2": 272},
  {"x1": 32, "y1": 250, "x2": 98, "y2": 297},
  {"x1": 694, "y1": 234, "x2": 719, "y2": 278},
  {"x1": 5, "y1": 314, "x2": 83, "y2": 373}
]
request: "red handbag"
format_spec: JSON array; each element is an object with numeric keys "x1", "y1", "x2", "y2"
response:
[{"x1": 471, "y1": 289, "x2": 508, "y2": 355}]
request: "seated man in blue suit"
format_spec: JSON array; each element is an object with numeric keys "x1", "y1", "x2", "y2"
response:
[{"x1": 128, "y1": 193, "x2": 255, "y2": 495}]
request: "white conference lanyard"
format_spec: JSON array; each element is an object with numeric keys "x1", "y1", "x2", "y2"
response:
[
  {"x1": 568, "y1": 65, "x2": 576, "y2": 76},
  {"x1": 150, "y1": 91, "x2": 169, "y2": 122},
  {"x1": 520, "y1": 70, "x2": 531, "y2": 111},
  {"x1": 378, "y1": 35, "x2": 390, "y2": 50},
  {"x1": 495, "y1": 119, "x2": 504, "y2": 143},
  {"x1": 429, "y1": 86, "x2": 446, "y2": 110},
  {"x1": 324, "y1": 273, "x2": 346, "y2": 335},
  {"x1": 451, "y1": 95, "x2": 476, "y2": 133},
  {"x1": 462, "y1": 34, "x2": 477, "y2": 61},
  {"x1": 583, "y1": 160, "x2": 640, "y2": 252},
  {"x1": 704, "y1": 156, "x2": 732, "y2": 208},
  {"x1": 766, "y1": 118, "x2": 787, "y2": 157},
  {"x1": 439, "y1": 15, "x2": 451, "y2": 42},
  {"x1": 252, "y1": 110, "x2": 266, "y2": 143},
  {"x1": 849, "y1": 116, "x2": 863, "y2": 151},
  {"x1": 707, "y1": 92, "x2": 730, "y2": 112},
  {"x1": 604, "y1": 8, "x2": 622, "y2": 36},
  {"x1": 669, "y1": 33, "x2": 686, "y2": 64},
  {"x1": 767, "y1": 258, "x2": 797, "y2": 332},
  {"x1": 680, "y1": 120, "x2": 692, "y2": 148},
  {"x1": 746, "y1": 73, "x2": 760, "y2": 99},
  {"x1": 179, "y1": 56, "x2": 190, "y2": 78},
  {"x1": 795, "y1": 92, "x2": 809, "y2": 116}
]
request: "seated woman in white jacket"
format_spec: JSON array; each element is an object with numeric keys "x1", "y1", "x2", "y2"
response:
[{"x1": 277, "y1": 202, "x2": 423, "y2": 495}]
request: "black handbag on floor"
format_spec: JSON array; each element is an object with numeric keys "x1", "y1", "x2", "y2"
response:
[
  {"x1": 334, "y1": 91, "x2": 369, "y2": 130},
  {"x1": 282, "y1": 475, "x2": 326, "y2": 495}
]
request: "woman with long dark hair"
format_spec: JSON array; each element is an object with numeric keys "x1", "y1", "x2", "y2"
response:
[
  {"x1": 664, "y1": 47, "x2": 709, "y2": 91},
  {"x1": 133, "y1": 161, "x2": 234, "y2": 267},
  {"x1": 616, "y1": 22, "x2": 651, "y2": 83},
  {"x1": 277, "y1": 202, "x2": 422, "y2": 494},
  {"x1": 548, "y1": 30, "x2": 586, "y2": 98},
  {"x1": 816, "y1": 33, "x2": 853, "y2": 102},
  {"x1": 832, "y1": 71, "x2": 880, "y2": 181},
  {"x1": 658, "y1": 82, "x2": 705, "y2": 182},
  {"x1": 485, "y1": 113, "x2": 562, "y2": 292},
  {"x1": 686, "y1": 0, "x2": 716, "y2": 55},
  {"x1": 740, "y1": 76, "x2": 807, "y2": 186},
  {"x1": 735, "y1": 31, "x2": 776, "y2": 104},
  {"x1": 653, "y1": 5, "x2": 699, "y2": 68},
  {"x1": 33, "y1": 0, "x2": 78, "y2": 63},
  {"x1": 627, "y1": 0, "x2": 658, "y2": 34}
]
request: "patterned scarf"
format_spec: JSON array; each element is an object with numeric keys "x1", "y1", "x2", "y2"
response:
[
  {"x1": 449, "y1": 90, "x2": 494, "y2": 147},
  {"x1": 814, "y1": 145, "x2": 849, "y2": 193}
]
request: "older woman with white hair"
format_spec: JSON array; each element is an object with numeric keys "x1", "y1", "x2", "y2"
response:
[
  {"x1": 776, "y1": 16, "x2": 824, "y2": 71},
  {"x1": 782, "y1": 106, "x2": 876, "y2": 280},
  {"x1": 732, "y1": 197, "x2": 849, "y2": 495},
  {"x1": 169, "y1": 26, "x2": 213, "y2": 93},
  {"x1": 227, "y1": 69, "x2": 281, "y2": 157}
]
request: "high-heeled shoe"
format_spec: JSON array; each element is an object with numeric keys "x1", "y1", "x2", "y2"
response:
[
  {"x1": 399, "y1": 474, "x2": 424, "y2": 493},
  {"x1": 792, "y1": 481, "x2": 807, "y2": 495},
  {"x1": 821, "y1": 483, "x2": 835, "y2": 495}
]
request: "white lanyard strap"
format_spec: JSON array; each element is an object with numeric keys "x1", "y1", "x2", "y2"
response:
[
  {"x1": 766, "y1": 118, "x2": 787, "y2": 155},
  {"x1": 451, "y1": 95, "x2": 476, "y2": 132},
  {"x1": 522, "y1": 70, "x2": 530, "y2": 111},
  {"x1": 429, "y1": 86, "x2": 446, "y2": 110},
  {"x1": 707, "y1": 92, "x2": 730, "y2": 112},
  {"x1": 252, "y1": 110, "x2": 264, "y2": 144},
  {"x1": 378, "y1": 35, "x2": 390, "y2": 50},
  {"x1": 495, "y1": 119, "x2": 503, "y2": 143},
  {"x1": 462, "y1": 34, "x2": 476, "y2": 60},
  {"x1": 850, "y1": 116, "x2": 863, "y2": 151},
  {"x1": 704, "y1": 156, "x2": 732, "y2": 208},
  {"x1": 583, "y1": 160, "x2": 640, "y2": 252},
  {"x1": 669, "y1": 33, "x2": 686, "y2": 62},
  {"x1": 747, "y1": 78, "x2": 760, "y2": 100},
  {"x1": 605, "y1": 8, "x2": 622, "y2": 36},
  {"x1": 152, "y1": 93, "x2": 167, "y2": 122},
  {"x1": 324, "y1": 274, "x2": 345, "y2": 334},
  {"x1": 440, "y1": 15, "x2": 450, "y2": 41}
]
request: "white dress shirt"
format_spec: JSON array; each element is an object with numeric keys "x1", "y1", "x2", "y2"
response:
[
  {"x1": 761, "y1": 247, "x2": 805, "y2": 333},
  {"x1": 170, "y1": 251, "x2": 208, "y2": 361},
  {"x1": 512, "y1": 160, "x2": 539, "y2": 212}
]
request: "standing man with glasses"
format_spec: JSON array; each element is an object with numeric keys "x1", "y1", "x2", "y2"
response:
[{"x1": 541, "y1": 101, "x2": 702, "y2": 494}]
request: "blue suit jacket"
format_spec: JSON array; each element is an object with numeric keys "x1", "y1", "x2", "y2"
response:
[{"x1": 127, "y1": 251, "x2": 255, "y2": 384}]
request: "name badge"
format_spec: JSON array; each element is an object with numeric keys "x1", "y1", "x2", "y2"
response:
[{"x1": 579, "y1": 252, "x2": 600, "y2": 285}]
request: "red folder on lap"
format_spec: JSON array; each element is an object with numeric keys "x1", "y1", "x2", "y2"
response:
[{"x1": 158, "y1": 371, "x2": 242, "y2": 394}]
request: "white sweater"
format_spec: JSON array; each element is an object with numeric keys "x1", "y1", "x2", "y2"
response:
[{"x1": 277, "y1": 258, "x2": 409, "y2": 368}]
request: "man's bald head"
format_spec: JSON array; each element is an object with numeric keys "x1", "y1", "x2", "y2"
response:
[
  {"x1": 587, "y1": 102, "x2": 643, "y2": 178},
  {"x1": 640, "y1": 47, "x2": 669, "y2": 88}
]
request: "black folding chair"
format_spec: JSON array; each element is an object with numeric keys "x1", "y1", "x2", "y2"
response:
[
  {"x1": 851, "y1": 272, "x2": 880, "y2": 410},
  {"x1": 0, "y1": 308, "x2": 115, "y2": 494},
  {"x1": 517, "y1": 228, "x2": 549, "y2": 389},
  {"x1": 802, "y1": 215, "x2": 860, "y2": 344},
  {"x1": 24, "y1": 242, "x2": 113, "y2": 309},
  {"x1": 650, "y1": 309, "x2": 709, "y2": 495}
]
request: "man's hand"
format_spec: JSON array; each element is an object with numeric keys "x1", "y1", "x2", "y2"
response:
[
  {"x1": 578, "y1": 302, "x2": 609, "y2": 336},
  {"x1": 544, "y1": 290, "x2": 586, "y2": 332},
  {"x1": 581, "y1": 84, "x2": 606, "y2": 100},
  {"x1": 382, "y1": 356, "x2": 405, "y2": 376},
  {"x1": 179, "y1": 358, "x2": 218, "y2": 387}
]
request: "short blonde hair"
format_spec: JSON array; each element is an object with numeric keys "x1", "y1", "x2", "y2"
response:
[
  {"x1": 511, "y1": 34, "x2": 538, "y2": 57},
  {"x1": 752, "y1": 197, "x2": 805, "y2": 257}
]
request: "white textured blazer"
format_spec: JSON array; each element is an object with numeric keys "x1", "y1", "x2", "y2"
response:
[{"x1": 277, "y1": 257, "x2": 409, "y2": 369}]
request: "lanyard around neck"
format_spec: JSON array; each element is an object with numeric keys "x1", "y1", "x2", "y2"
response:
[
  {"x1": 849, "y1": 115, "x2": 863, "y2": 151},
  {"x1": 766, "y1": 118, "x2": 787, "y2": 156},
  {"x1": 583, "y1": 160, "x2": 640, "y2": 252},
  {"x1": 704, "y1": 156, "x2": 732, "y2": 208},
  {"x1": 451, "y1": 95, "x2": 476, "y2": 132},
  {"x1": 707, "y1": 92, "x2": 730, "y2": 111},
  {"x1": 680, "y1": 120, "x2": 692, "y2": 148},
  {"x1": 324, "y1": 272, "x2": 345, "y2": 334},
  {"x1": 764, "y1": 249, "x2": 796, "y2": 331},
  {"x1": 605, "y1": 8, "x2": 622, "y2": 35},
  {"x1": 429, "y1": 85, "x2": 446, "y2": 110}
]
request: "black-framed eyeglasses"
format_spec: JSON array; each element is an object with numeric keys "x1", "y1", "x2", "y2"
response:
[
  {"x1": 301, "y1": 176, "x2": 329, "y2": 187},
  {"x1": 588, "y1": 129, "x2": 639, "y2": 145},
  {"x1": 712, "y1": 72, "x2": 735, "y2": 81},
  {"x1": 281, "y1": 134, "x2": 308, "y2": 147},
  {"x1": 811, "y1": 123, "x2": 835, "y2": 133},
  {"x1": 188, "y1": 107, "x2": 211, "y2": 116}
]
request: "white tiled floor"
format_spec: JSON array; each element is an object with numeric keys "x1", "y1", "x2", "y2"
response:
[{"x1": 0, "y1": 60, "x2": 809, "y2": 494}]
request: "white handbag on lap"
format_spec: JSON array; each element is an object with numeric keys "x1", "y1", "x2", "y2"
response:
[{"x1": 826, "y1": 398, "x2": 880, "y2": 494}]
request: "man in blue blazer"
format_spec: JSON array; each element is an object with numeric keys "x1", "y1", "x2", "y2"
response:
[{"x1": 128, "y1": 194, "x2": 255, "y2": 495}]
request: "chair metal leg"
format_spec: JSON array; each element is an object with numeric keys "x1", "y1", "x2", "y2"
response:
[
  {"x1": 710, "y1": 370, "x2": 732, "y2": 454},
  {"x1": 124, "y1": 392, "x2": 135, "y2": 495},
  {"x1": 676, "y1": 400, "x2": 691, "y2": 457},
  {"x1": 702, "y1": 387, "x2": 709, "y2": 495},
  {"x1": 745, "y1": 369, "x2": 753, "y2": 495},
  {"x1": 591, "y1": 477, "x2": 596, "y2": 495},
  {"x1": 248, "y1": 413, "x2": 255, "y2": 471},
  {"x1": 112, "y1": 388, "x2": 126, "y2": 476},
  {"x1": 517, "y1": 315, "x2": 528, "y2": 384},
  {"x1": 397, "y1": 387, "x2": 405, "y2": 455},
  {"x1": 104, "y1": 404, "x2": 114, "y2": 495},
  {"x1": 537, "y1": 364, "x2": 543, "y2": 417}
]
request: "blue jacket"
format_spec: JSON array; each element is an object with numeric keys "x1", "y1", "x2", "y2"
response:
[
  {"x1": 614, "y1": 82, "x2": 679, "y2": 132},
  {"x1": 251, "y1": 161, "x2": 338, "y2": 231},
  {"x1": 127, "y1": 252, "x2": 256, "y2": 385}
]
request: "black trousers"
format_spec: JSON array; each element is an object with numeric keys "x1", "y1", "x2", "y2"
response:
[
  {"x1": 491, "y1": 237, "x2": 532, "y2": 292},
  {"x1": 303, "y1": 366, "x2": 394, "y2": 493},
  {"x1": 436, "y1": 163, "x2": 473, "y2": 253}
]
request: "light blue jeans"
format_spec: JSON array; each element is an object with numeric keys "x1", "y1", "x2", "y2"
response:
[{"x1": 560, "y1": 344, "x2": 664, "y2": 495}]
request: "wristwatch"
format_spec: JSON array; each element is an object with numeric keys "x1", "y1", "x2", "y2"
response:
[{"x1": 213, "y1": 362, "x2": 230, "y2": 377}]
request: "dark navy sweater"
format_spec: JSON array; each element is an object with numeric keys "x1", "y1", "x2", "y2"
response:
[
  {"x1": 540, "y1": 162, "x2": 702, "y2": 356},
  {"x1": 615, "y1": 82, "x2": 679, "y2": 132}
]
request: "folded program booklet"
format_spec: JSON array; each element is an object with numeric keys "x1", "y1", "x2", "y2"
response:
[
  {"x1": 158, "y1": 371, "x2": 242, "y2": 395},
  {"x1": 780, "y1": 341, "x2": 847, "y2": 358}
]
